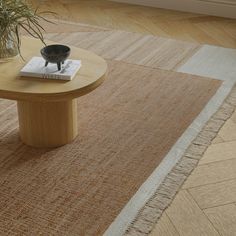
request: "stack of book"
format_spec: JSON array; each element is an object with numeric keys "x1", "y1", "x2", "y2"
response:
[{"x1": 20, "y1": 57, "x2": 82, "y2": 81}]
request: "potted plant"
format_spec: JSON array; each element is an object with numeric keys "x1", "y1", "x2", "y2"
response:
[{"x1": 0, "y1": 0, "x2": 52, "y2": 60}]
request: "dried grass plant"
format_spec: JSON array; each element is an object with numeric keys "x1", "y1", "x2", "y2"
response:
[{"x1": 0, "y1": 0, "x2": 53, "y2": 58}]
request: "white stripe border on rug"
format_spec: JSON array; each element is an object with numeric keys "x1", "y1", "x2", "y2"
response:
[{"x1": 104, "y1": 78, "x2": 235, "y2": 236}]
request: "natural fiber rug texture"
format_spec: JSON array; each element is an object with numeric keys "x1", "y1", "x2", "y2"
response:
[{"x1": 0, "y1": 21, "x2": 231, "y2": 236}]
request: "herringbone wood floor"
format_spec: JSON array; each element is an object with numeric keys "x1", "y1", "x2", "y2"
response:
[
  {"x1": 39, "y1": 0, "x2": 236, "y2": 48},
  {"x1": 151, "y1": 115, "x2": 236, "y2": 236},
  {"x1": 37, "y1": 1, "x2": 236, "y2": 235}
]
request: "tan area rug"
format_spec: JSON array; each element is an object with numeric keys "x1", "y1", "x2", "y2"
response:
[{"x1": 0, "y1": 21, "x2": 229, "y2": 236}]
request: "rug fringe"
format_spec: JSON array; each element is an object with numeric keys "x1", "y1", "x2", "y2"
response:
[{"x1": 125, "y1": 86, "x2": 236, "y2": 235}]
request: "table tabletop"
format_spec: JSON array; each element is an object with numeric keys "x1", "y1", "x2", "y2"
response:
[{"x1": 0, "y1": 37, "x2": 107, "y2": 102}]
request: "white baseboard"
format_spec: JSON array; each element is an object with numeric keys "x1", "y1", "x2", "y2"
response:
[{"x1": 110, "y1": 0, "x2": 236, "y2": 19}]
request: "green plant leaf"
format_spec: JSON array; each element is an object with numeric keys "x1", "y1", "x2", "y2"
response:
[{"x1": 0, "y1": 0, "x2": 56, "y2": 58}]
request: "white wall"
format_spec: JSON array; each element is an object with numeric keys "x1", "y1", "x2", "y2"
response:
[{"x1": 110, "y1": 0, "x2": 236, "y2": 19}]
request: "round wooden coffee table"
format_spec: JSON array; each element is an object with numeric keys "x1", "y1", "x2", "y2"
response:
[{"x1": 0, "y1": 37, "x2": 107, "y2": 148}]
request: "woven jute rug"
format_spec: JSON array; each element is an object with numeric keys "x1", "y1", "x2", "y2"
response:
[{"x1": 1, "y1": 20, "x2": 235, "y2": 236}]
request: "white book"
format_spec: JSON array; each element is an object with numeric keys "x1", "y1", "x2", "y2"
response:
[{"x1": 20, "y1": 57, "x2": 82, "y2": 81}]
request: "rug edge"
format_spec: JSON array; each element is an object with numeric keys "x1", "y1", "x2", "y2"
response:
[
  {"x1": 103, "y1": 79, "x2": 236, "y2": 236},
  {"x1": 44, "y1": 19, "x2": 235, "y2": 235}
]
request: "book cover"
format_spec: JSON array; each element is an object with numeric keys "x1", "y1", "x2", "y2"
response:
[{"x1": 20, "y1": 57, "x2": 82, "y2": 81}]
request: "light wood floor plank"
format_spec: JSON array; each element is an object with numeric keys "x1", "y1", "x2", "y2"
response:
[
  {"x1": 183, "y1": 158, "x2": 236, "y2": 189},
  {"x1": 165, "y1": 190, "x2": 220, "y2": 236},
  {"x1": 189, "y1": 179, "x2": 236, "y2": 209},
  {"x1": 215, "y1": 118, "x2": 236, "y2": 142},
  {"x1": 211, "y1": 135, "x2": 224, "y2": 144},
  {"x1": 35, "y1": 0, "x2": 236, "y2": 48},
  {"x1": 150, "y1": 212, "x2": 180, "y2": 236},
  {"x1": 199, "y1": 140, "x2": 236, "y2": 165},
  {"x1": 204, "y1": 204, "x2": 236, "y2": 236}
]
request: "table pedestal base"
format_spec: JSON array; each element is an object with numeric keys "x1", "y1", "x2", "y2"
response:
[{"x1": 17, "y1": 99, "x2": 78, "y2": 148}]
